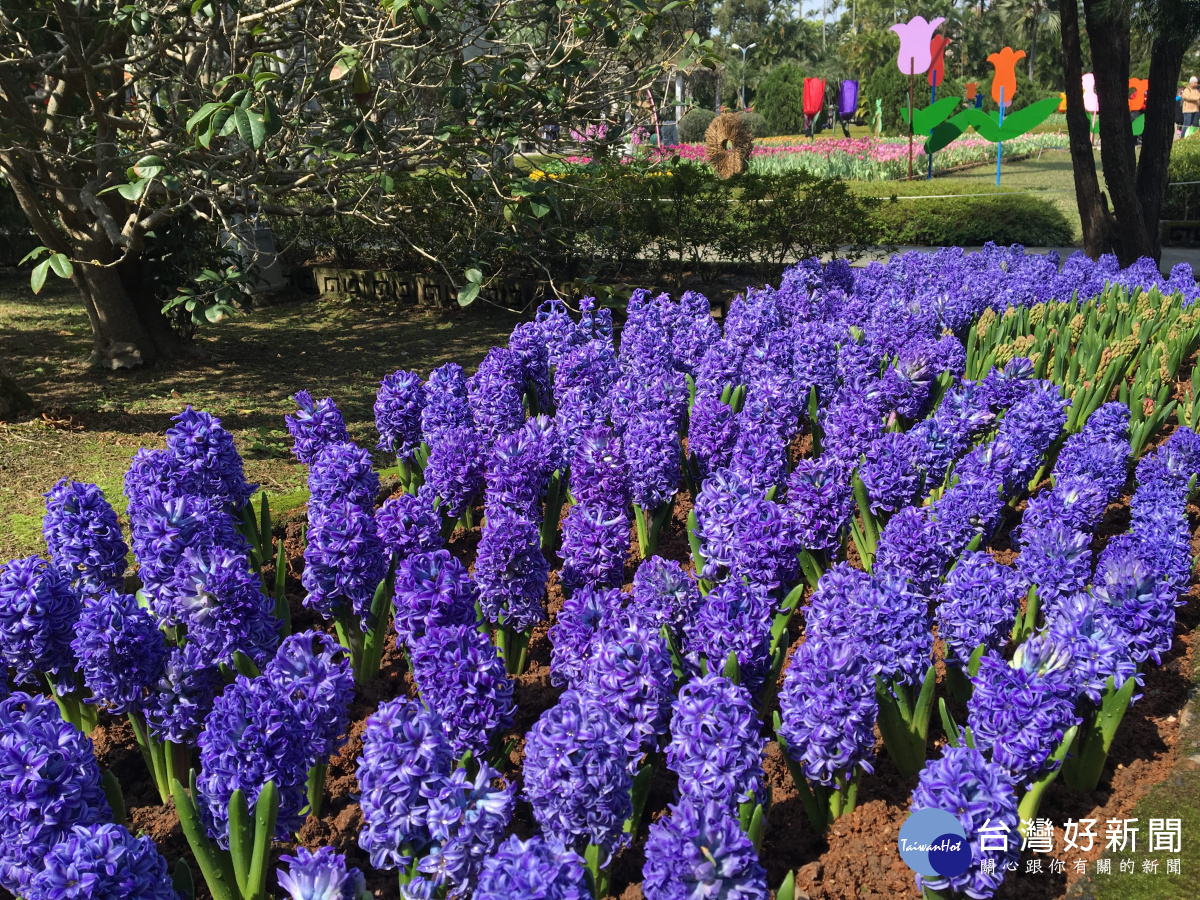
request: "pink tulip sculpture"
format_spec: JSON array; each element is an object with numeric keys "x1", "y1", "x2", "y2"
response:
[
  {"x1": 890, "y1": 15, "x2": 945, "y2": 179},
  {"x1": 1082, "y1": 73, "x2": 1099, "y2": 144}
]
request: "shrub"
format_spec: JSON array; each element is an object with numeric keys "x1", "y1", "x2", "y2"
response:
[
  {"x1": 863, "y1": 64, "x2": 912, "y2": 136},
  {"x1": 1164, "y1": 135, "x2": 1200, "y2": 220},
  {"x1": 741, "y1": 111, "x2": 770, "y2": 138},
  {"x1": 755, "y1": 65, "x2": 807, "y2": 136},
  {"x1": 868, "y1": 193, "x2": 1072, "y2": 246},
  {"x1": 678, "y1": 108, "x2": 717, "y2": 143}
]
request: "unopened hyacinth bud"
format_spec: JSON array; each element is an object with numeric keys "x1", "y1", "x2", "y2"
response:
[
  {"x1": 559, "y1": 503, "x2": 629, "y2": 593},
  {"x1": 392, "y1": 549, "x2": 478, "y2": 647},
  {"x1": 475, "y1": 834, "x2": 590, "y2": 900},
  {"x1": 667, "y1": 673, "x2": 766, "y2": 808},
  {"x1": 376, "y1": 492, "x2": 444, "y2": 561},
  {"x1": 421, "y1": 426, "x2": 486, "y2": 521},
  {"x1": 357, "y1": 698, "x2": 453, "y2": 870},
  {"x1": 0, "y1": 692, "x2": 112, "y2": 896},
  {"x1": 0, "y1": 555, "x2": 81, "y2": 689},
  {"x1": 422, "y1": 363, "x2": 473, "y2": 443},
  {"x1": 42, "y1": 479, "x2": 127, "y2": 596},
  {"x1": 165, "y1": 406, "x2": 256, "y2": 508},
  {"x1": 909, "y1": 746, "x2": 1020, "y2": 899},
  {"x1": 197, "y1": 675, "x2": 310, "y2": 846},
  {"x1": 29, "y1": 822, "x2": 179, "y2": 900},
  {"x1": 410, "y1": 624, "x2": 515, "y2": 759},
  {"x1": 286, "y1": 391, "x2": 350, "y2": 465},
  {"x1": 683, "y1": 579, "x2": 774, "y2": 697},
  {"x1": 376, "y1": 369, "x2": 426, "y2": 461},
  {"x1": 523, "y1": 689, "x2": 632, "y2": 861},
  {"x1": 548, "y1": 585, "x2": 621, "y2": 688},
  {"x1": 777, "y1": 638, "x2": 877, "y2": 787},
  {"x1": 302, "y1": 497, "x2": 387, "y2": 626},
  {"x1": 71, "y1": 590, "x2": 168, "y2": 715},
  {"x1": 308, "y1": 440, "x2": 380, "y2": 509},
  {"x1": 265, "y1": 630, "x2": 355, "y2": 766},
  {"x1": 967, "y1": 638, "x2": 1080, "y2": 787},
  {"x1": 277, "y1": 845, "x2": 367, "y2": 900},
  {"x1": 937, "y1": 552, "x2": 1024, "y2": 668},
  {"x1": 581, "y1": 623, "x2": 674, "y2": 765},
  {"x1": 642, "y1": 796, "x2": 768, "y2": 900},
  {"x1": 469, "y1": 347, "x2": 528, "y2": 443},
  {"x1": 475, "y1": 509, "x2": 549, "y2": 632}
]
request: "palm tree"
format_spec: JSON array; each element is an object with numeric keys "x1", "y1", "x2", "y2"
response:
[{"x1": 997, "y1": 0, "x2": 1061, "y2": 82}]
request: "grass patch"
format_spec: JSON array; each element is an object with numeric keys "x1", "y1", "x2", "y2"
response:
[{"x1": 0, "y1": 273, "x2": 522, "y2": 559}]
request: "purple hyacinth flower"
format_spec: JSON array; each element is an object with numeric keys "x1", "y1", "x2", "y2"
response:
[
  {"x1": 142, "y1": 643, "x2": 222, "y2": 745},
  {"x1": 287, "y1": 391, "x2": 350, "y2": 466},
  {"x1": 376, "y1": 492, "x2": 444, "y2": 562},
  {"x1": 523, "y1": 689, "x2": 632, "y2": 861},
  {"x1": 1092, "y1": 535, "x2": 1179, "y2": 666},
  {"x1": 302, "y1": 497, "x2": 387, "y2": 626},
  {"x1": 0, "y1": 692, "x2": 112, "y2": 896},
  {"x1": 277, "y1": 845, "x2": 367, "y2": 900},
  {"x1": 474, "y1": 509, "x2": 549, "y2": 632},
  {"x1": 376, "y1": 369, "x2": 426, "y2": 461},
  {"x1": 569, "y1": 425, "x2": 629, "y2": 511},
  {"x1": 1046, "y1": 592, "x2": 1140, "y2": 706},
  {"x1": 581, "y1": 622, "x2": 675, "y2": 765},
  {"x1": 642, "y1": 796, "x2": 768, "y2": 900},
  {"x1": 874, "y1": 505, "x2": 948, "y2": 599},
  {"x1": 777, "y1": 638, "x2": 877, "y2": 787},
  {"x1": 485, "y1": 423, "x2": 550, "y2": 519},
  {"x1": 30, "y1": 822, "x2": 179, "y2": 900},
  {"x1": 357, "y1": 698, "x2": 453, "y2": 870},
  {"x1": 937, "y1": 552, "x2": 1023, "y2": 668},
  {"x1": 1022, "y1": 477, "x2": 1109, "y2": 535},
  {"x1": 475, "y1": 834, "x2": 590, "y2": 900},
  {"x1": 71, "y1": 590, "x2": 168, "y2": 715},
  {"x1": 909, "y1": 746, "x2": 1019, "y2": 899},
  {"x1": 548, "y1": 585, "x2": 622, "y2": 688},
  {"x1": 629, "y1": 556, "x2": 702, "y2": 639},
  {"x1": 196, "y1": 675, "x2": 310, "y2": 846},
  {"x1": 392, "y1": 550, "x2": 478, "y2": 648},
  {"x1": 468, "y1": 347, "x2": 528, "y2": 443},
  {"x1": 967, "y1": 637, "x2": 1080, "y2": 787},
  {"x1": 308, "y1": 441, "x2": 380, "y2": 510},
  {"x1": 627, "y1": 408, "x2": 682, "y2": 513},
  {"x1": 166, "y1": 406, "x2": 256, "y2": 507},
  {"x1": 265, "y1": 630, "x2": 355, "y2": 766},
  {"x1": 559, "y1": 503, "x2": 629, "y2": 593},
  {"x1": 683, "y1": 579, "x2": 774, "y2": 697},
  {"x1": 786, "y1": 457, "x2": 853, "y2": 556},
  {"x1": 42, "y1": 479, "x2": 127, "y2": 596},
  {"x1": 859, "y1": 431, "x2": 922, "y2": 515},
  {"x1": 667, "y1": 673, "x2": 766, "y2": 808},
  {"x1": 1016, "y1": 520, "x2": 1092, "y2": 615},
  {"x1": 422, "y1": 363, "x2": 473, "y2": 444},
  {"x1": 417, "y1": 763, "x2": 515, "y2": 892},
  {"x1": 421, "y1": 426, "x2": 487, "y2": 521},
  {"x1": 410, "y1": 624, "x2": 515, "y2": 759},
  {"x1": 0, "y1": 555, "x2": 81, "y2": 688},
  {"x1": 123, "y1": 448, "x2": 185, "y2": 519},
  {"x1": 508, "y1": 321, "x2": 554, "y2": 416},
  {"x1": 687, "y1": 393, "x2": 740, "y2": 479}
]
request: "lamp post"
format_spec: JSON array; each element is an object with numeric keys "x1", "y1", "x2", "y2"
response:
[{"x1": 730, "y1": 42, "x2": 756, "y2": 111}]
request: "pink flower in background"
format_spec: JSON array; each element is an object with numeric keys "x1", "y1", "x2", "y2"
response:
[
  {"x1": 1082, "y1": 74, "x2": 1099, "y2": 114},
  {"x1": 889, "y1": 16, "x2": 946, "y2": 75}
]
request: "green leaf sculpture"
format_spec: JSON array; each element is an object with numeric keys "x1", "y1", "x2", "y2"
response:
[{"x1": 923, "y1": 95, "x2": 1060, "y2": 154}]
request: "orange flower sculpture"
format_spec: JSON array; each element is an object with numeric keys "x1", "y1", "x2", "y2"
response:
[
  {"x1": 987, "y1": 47, "x2": 1026, "y2": 107},
  {"x1": 965, "y1": 82, "x2": 978, "y2": 102},
  {"x1": 1128, "y1": 77, "x2": 1149, "y2": 112},
  {"x1": 928, "y1": 35, "x2": 951, "y2": 87}
]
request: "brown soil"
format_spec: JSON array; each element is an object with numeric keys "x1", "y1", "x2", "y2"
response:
[{"x1": 59, "y1": 462, "x2": 1200, "y2": 900}]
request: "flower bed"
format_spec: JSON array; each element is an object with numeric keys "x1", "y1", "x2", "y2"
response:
[{"x1": 2, "y1": 247, "x2": 1200, "y2": 900}]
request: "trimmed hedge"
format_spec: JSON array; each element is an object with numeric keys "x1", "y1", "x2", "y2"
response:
[
  {"x1": 867, "y1": 192, "x2": 1073, "y2": 246},
  {"x1": 755, "y1": 64, "x2": 807, "y2": 136},
  {"x1": 1165, "y1": 135, "x2": 1200, "y2": 220}
]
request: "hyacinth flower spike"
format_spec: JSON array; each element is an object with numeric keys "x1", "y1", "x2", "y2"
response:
[{"x1": 376, "y1": 368, "x2": 428, "y2": 495}]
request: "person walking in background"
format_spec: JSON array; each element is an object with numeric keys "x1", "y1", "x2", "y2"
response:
[{"x1": 1181, "y1": 76, "x2": 1200, "y2": 138}]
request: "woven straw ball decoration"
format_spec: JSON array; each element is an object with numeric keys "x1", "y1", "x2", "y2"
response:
[{"x1": 704, "y1": 113, "x2": 753, "y2": 179}]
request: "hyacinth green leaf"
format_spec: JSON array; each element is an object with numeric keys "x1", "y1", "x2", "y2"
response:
[
  {"x1": 249, "y1": 781, "x2": 280, "y2": 900},
  {"x1": 101, "y1": 769, "x2": 127, "y2": 827},
  {"x1": 777, "y1": 871, "x2": 796, "y2": 900},
  {"x1": 939, "y1": 698, "x2": 962, "y2": 749},
  {"x1": 171, "y1": 775, "x2": 237, "y2": 900},
  {"x1": 172, "y1": 859, "x2": 195, "y2": 900},
  {"x1": 227, "y1": 789, "x2": 253, "y2": 896}
]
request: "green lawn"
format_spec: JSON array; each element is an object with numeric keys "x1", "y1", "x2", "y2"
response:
[{"x1": 0, "y1": 273, "x2": 522, "y2": 560}]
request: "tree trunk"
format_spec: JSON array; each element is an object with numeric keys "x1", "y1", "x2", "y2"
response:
[
  {"x1": 1061, "y1": 0, "x2": 1117, "y2": 257},
  {"x1": 0, "y1": 353, "x2": 34, "y2": 420},
  {"x1": 1136, "y1": 9, "x2": 1194, "y2": 260},
  {"x1": 1083, "y1": 0, "x2": 1153, "y2": 265},
  {"x1": 72, "y1": 257, "x2": 181, "y2": 369},
  {"x1": 1029, "y1": 20, "x2": 1038, "y2": 82}
]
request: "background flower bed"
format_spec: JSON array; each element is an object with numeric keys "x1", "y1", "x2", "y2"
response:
[{"x1": 4, "y1": 247, "x2": 1200, "y2": 900}]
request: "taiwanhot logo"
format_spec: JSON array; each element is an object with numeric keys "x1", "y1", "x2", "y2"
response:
[{"x1": 898, "y1": 808, "x2": 972, "y2": 879}]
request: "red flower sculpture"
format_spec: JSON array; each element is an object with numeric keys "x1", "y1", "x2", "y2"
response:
[{"x1": 928, "y1": 35, "x2": 951, "y2": 88}]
